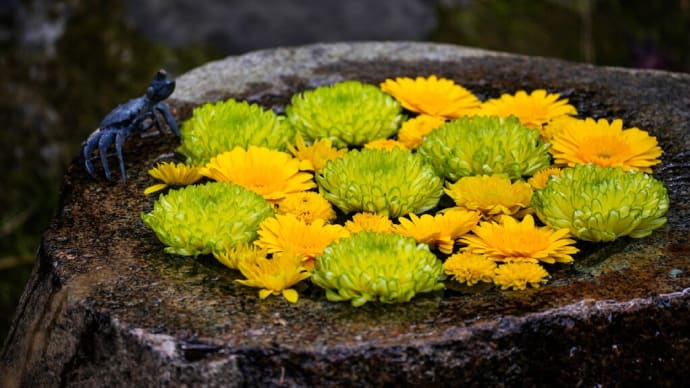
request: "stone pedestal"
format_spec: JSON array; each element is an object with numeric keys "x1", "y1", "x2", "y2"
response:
[{"x1": 2, "y1": 42, "x2": 690, "y2": 386}]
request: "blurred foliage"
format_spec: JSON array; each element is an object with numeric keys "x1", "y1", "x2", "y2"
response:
[
  {"x1": 433, "y1": 0, "x2": 690, "y2": 72},
  {"x1": 0, "y1": 0, "x2": 221, "y2": 343}
]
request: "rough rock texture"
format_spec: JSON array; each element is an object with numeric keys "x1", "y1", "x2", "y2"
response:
[{"x1": 2, "y1": 42, "x2": 690, "y2": 386}]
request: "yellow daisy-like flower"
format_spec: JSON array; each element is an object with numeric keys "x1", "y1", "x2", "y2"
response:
[
  {"x1": 274, "y1": 191, "x2": 336, "y2": 224},
  {"x1": 254, "y1": 214, "x2": 350, "y2": 270},
  {"x1": 143, "y1": 162, "x2": 203, "y2": 195},
  {"x1": 493, "y1": 262, "x2": 549, "y2": 291},
  {"x1": 460, "y1": 215, "x2": 578, "y2": 264},
  {"x1": 478, "y1": 89, "x2": 577, "y2": 129},
  {"x1": 344, "y1": 213, "x2": 394, "y2": 234},
  {"x1": 380, "y1": 75, "x2": 481, "y2": 118},
  {"x1": 397, "y1": 115, "x2": 446, "y2": 149},
  {"x1": 201, "y1": 146, "x2": 316, "y2": 201},
  {"x1": 433, "y1": 209, "x2": 483, "y2": 254},
  {"x1": 287, "y1": 134, "x2": 348, "y2": 171},
  {"x1": 395, "y1": 209, "x2": 480, "y2": 254},
  {"x1": 549, "y1": 118, "x2": 662, "y2": 173},
  {"x1": 444, "y1": 175, "x2": 533, "y2": 219},
  {"x1": 443, "y1": 252, "x2": 497, "y2": 286},
  {"x1": 363, "y1": 138, "x2": 409, "y2": 151},
  {"x1": 527, "y1": 167, "x2": 563, "y2": 190},
  {"x1": 213, "y1": 243, "x2": 269, "y2": 270},
  {"x1": 541, "y1": 115, "x2": 581, "y2": 140},
  {"x1": 236, "y1": 250, "x2": 311, "y2": 303}
]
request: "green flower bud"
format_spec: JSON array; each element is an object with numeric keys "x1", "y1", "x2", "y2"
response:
[
  {"x1": 286, "y1": 81, "x2": 405, "y2": 148},
  {"x1": 178, "y1": 99, "x2": 294, "y2": 165},
  {"x1": 312, "y1": 232, "x2": 445, "y2": 306},
  {"x1": 317, "y1": 148, "x2": 443, "y2": 217},
  {"x1": 531, "y1": 164, "x2": 669, "y2": 242},
  {"x1": 142, "y1": 182, "x2": 274, "y2": 256},
  {"x1": 418, "y1": 115, "x2": 551, "y2": 181}
]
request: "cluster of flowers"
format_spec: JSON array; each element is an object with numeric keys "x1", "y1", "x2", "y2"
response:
[{"x1": 141, "y1": 75, "x2": 668, "y2": 306}]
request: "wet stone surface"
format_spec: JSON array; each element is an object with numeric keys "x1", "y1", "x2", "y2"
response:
[{"x1": 2, "y1": 42, "x2": 690, "y2": 386}]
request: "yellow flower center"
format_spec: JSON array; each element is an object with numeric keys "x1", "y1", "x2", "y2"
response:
[{"x1": 578, "y1": 135, "x2": 631, "y2": 164}]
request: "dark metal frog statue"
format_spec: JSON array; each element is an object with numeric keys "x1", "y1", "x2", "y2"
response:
[{"x1": 81, "y1": 69, "x2": 180, "y2": 182}]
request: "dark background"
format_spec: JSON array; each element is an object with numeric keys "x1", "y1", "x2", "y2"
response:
[{"x1": 1, "y1": 0, "x2": 689, "y2": 343}]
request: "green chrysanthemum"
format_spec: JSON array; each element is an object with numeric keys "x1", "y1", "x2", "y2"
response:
[
  {"x1": 286, "y1": 81, "x2": 405, "y2": 148},
  {"x1": 142, "y1": 182, "x2": 274, "y2": 256},
  {"x1": 312, "y1": 232, "x2": 445, "y2": 307},
  {"x1": 178, "y1": 99, "x2": 294, "y2": 165},
  {"x1": 418, "y1": 115, "x2": 551, "y2": 181},
  {"x1": 531, "y1": 164, "x2": 669, "y2": 242},
  {"x1": 316, "y1": 148, "x2": 443, "y2": 217}
]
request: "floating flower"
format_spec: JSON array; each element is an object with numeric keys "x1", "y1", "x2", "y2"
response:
[
  {"x1": 364, "y1": 138, "x2": 409, "y2": 151},
  {"x1": 254, "y1": 214, "x2": 350, "y2": 270},
  {"x1": 549, "y1": 118, "x2": 662, "y2": 173},
  {"x1": 531, "y1": 164, "x2": 669, "y2": 241},
  {"x1": 432, "y1": 209, "x2": 483, "y2": 254},
  {"x1": 444, "y1": 175, "x2": 533, "y2": 219},
  {"x1": 460, "y1": 215, "x2": 578, "y2": 264},
  {"x1": 317, "y1": 148, "x2": 443, "y2": 217},
  {"x1": 379, "y1": 75, "x2": 481, "y2": 118},
  {"x1": 541, "y1": 115, "x2": 581, "y2": 140},
  {"x1": 287, "y1": 134, "x2": 348, "y2": 171},
  {"x1": 344, "y1": 212, "x2": 394, "y2": 234},
  {"x1": 395, "y1": 210, "x2": 481, "y2": 254},
  {"x1": 418, "y1": 116, "x2": 551, "y2": 181},
  {"x1": 236, "y1": 251, "x2": 311, "y2": 303},
  {"x1": 274, "y1": 191, "x2": 336, "y2": 224},
  {"x1": 397, "y1": 114, "x2": 446, "y2": 149},
  {"x1": 493, "y1": 262, "x2": 549, "y2": 290},
  {"x1": 213, "y1": 243, "x2": 268, "y2": 270},
  {"x1": 286, "y1": 81, "x2": 404, "y2": 148},
  {"x1": 478, "y1": 89, "x2": 577, "y2": 129},
  {"x1": 527, "y1": 167, "x2": 563, "y2": 190},
  {"x1": 201, "y1": 146, "x2": 316, "y2": 202},
  {"x1": 141, "y1": 182, "x2": 274, "y2": 256},
  {"x1": 178, "y1": 99, "x2": 294, "y2": 164},
  {"x1": 443, "y1": 252, "x2": 497, "y2": 286},
  {"x1": 143, "y1": 162, "x2": 203, "y2": 195},
  {"x1": 312, "y1": 232, "x2": 444, "y2": 307}
]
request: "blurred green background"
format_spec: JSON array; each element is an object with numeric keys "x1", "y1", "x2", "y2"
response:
[{"x1": 1, "y1": 0, "x2": 689, "y2": 343}]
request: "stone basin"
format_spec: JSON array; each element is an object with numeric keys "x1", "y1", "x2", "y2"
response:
[{"x1": 2, "y1": 42, "x2": 690, "y2": 386}]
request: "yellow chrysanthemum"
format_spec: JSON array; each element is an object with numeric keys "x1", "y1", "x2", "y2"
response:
[
  {"x1": 397, "y1": 115, "x2": 446, "y2": 149},
  {"x1": 493, "y1": 262, "x2": 549, "y2": 290},
  {"x1": 444, "y1": 175, "x2": 533, "y2": 219},
  {"x1": 213, "y1": 243, "x2": 269, "y2": 270},
  {"x1": 478, "y1": 89, "x2": 577, "y2": 129},
  {"x1": 254, "y1": 214, "x2": 350, "y2": 270},
  {"x1": 274, "y1": 191, "x2": 336, "y2": 224},
  {"x1": 287, "y1": 134, "x2": 348, "y2": 171},
  {"x1": 443, "y1": 252, "x2": 497, "y2": 286},
  {"x1": 143, "y1": 162, "x2": 203, "y2": 195},
  {"x1": 549, "y1": 118, "x2": 662, "y2": 173},
  {"x1": 541, "y1": 115, "x2": 582, "y2": 140},
  {"x1": 201, "y1": 146, "x2": 316, "y2": 201},
  {"x1": 460, "y1": 215, "x2": 578, "y2": 264},
  {"x1": 363, "y1": 138, "x2": 409, "y2": 151},
  {"x1": 344, "y1": 213, "x2": 394, "y2": 234},
  {"x1": 380, "y1": 75, "x2": 481, "y2": 118},
  {"x1": 395, "y1": 209, "x2": 480, "y2": 254},
  {"x1": 236, "y1": 250, "x2": 311, "y2": 303},
  {"x1": 527, "y1": 167, "x2": 563, "y2": 190}
]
